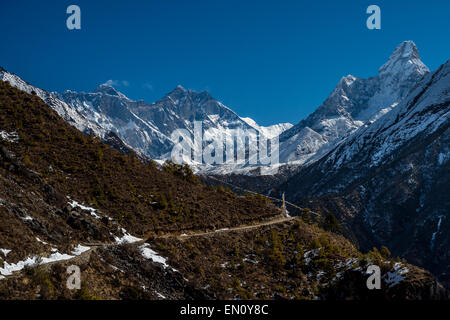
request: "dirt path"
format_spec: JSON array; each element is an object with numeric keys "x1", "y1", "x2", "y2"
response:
[
  {"x1": 44, "y1": 214, "x2": 296, "y2": 272},
  {"x1": 158, "y1": 215, "x2": 295, "y2": 240},
  {"x1": 1, "y1": 214, "x2": 296, "y2": 280}
]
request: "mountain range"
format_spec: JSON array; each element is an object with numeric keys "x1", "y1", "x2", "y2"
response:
[
  {"x1": 0, "y1": 41, "x2": 433, "y2": 175},
  {"x1": 0, "y1": 68, "x2": 292, "y2": 172},
  {"x1": 1, "y1": 40, "x2": 449, "y2": 295},
  {"x1": 2, "y1": 79, "x2": 446, "y2": 299}
]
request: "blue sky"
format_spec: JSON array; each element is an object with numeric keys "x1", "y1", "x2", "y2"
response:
[{"x1": 0, "y1": 0, "x2": 449, "y2": 125}]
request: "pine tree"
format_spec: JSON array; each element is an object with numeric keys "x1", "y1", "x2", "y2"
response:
[
  {"x1": 380, "y1": 246, "x2": 391, "y2": 258},
  {"x1": 323, "y1": 213, "x2": 341, "y2": 233}
]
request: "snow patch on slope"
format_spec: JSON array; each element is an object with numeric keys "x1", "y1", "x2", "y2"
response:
[
  {"x1": 384, "y1": 262, "x2": 409, "y2": 288},
  {"x1": 0, "y1": 131, "x2": 19, "y2": 143},
  {"x1": 241, "y1": 117, "x2": 293, "y2": 139},
  {"x1": 68, "y1": 200, "x2": 100, "y2": 219},
  {"x1": 114, "y1": 228, "x2": 142, "y2": 244}
]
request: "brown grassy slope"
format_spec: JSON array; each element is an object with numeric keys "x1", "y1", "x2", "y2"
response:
[
  {"x1": 0, "y1": 216, "x2": 447, "y2": 300},
  {"x1": 0, "y1": 242, "x2": 212, "y2": 300},
  {"x1": 0, "y1": 80, "x2": 281, "y2": 240},
  {"x1": 153, "y1": 218, "x2": 356, "y2": 299},
  {"x1": 152, "y1": 218, "x2": 448, "y2": 300}
]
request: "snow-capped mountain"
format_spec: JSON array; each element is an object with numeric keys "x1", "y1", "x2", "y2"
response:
[
  {"x1": 0, "y1": 41, "x2": 434, "y2": 176},
  {"x1": 279, "y1": 41, "x2": 430, "y2": 164},
  {"x1": 278, "y1": 59, "x2": 450, "y2": 288},
  {"x1": 58, "y1": 84, "x2": 292, "y2": 166},
  {"x1": 57, "y1": 84, "x2": 174, "y2": 159},
  {"x1": 0, "y1": 68, "x2": 292, "y2": 172}
]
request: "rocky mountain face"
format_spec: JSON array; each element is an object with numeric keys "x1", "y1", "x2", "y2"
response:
[
  {"x1": 279, "y1": 41, "x2": 430, "y2": 164},
  {"x1": 277, "y1": 59, "x2": 450, "y2": 288},
  {"x1": 1, "y1": 81, "x2": 446, "y2": 299}
]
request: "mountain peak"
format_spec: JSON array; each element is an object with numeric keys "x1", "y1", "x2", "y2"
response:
[
  {"x1": 378, "y1": 41, "x2": 429, "y2": 77},
  {"x1": 337, "y1": 75, "x2": 357, "y2": 88},
  {"x1": 166, "y1": 85, "x2": 189, "y2": 98},
  {"x1": 392, "y1": 41, "x2": 420, "y2": 60},
  {"x1": 93, "y1": 83, "x2": 121, "y2": 96}
]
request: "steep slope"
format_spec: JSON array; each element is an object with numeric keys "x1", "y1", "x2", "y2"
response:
[
  {"x1": 153, "y1": 218, "x2": 448, "y2": 300},
  {"x1": 0, "y1": 81, "x2": 447, "y2": 300},
  {"x1": 0, "y1": 68, "x2": 139, "y2": 157},
  {"x1": 0, "y1": 68, "x2": 105, "y2": 138},
  {"x1": 279, "y1": 41, "x2": 430, "y2": 164},
  {"x1": 277, "y1": 60, "x2": 450, "y2": 288}
]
